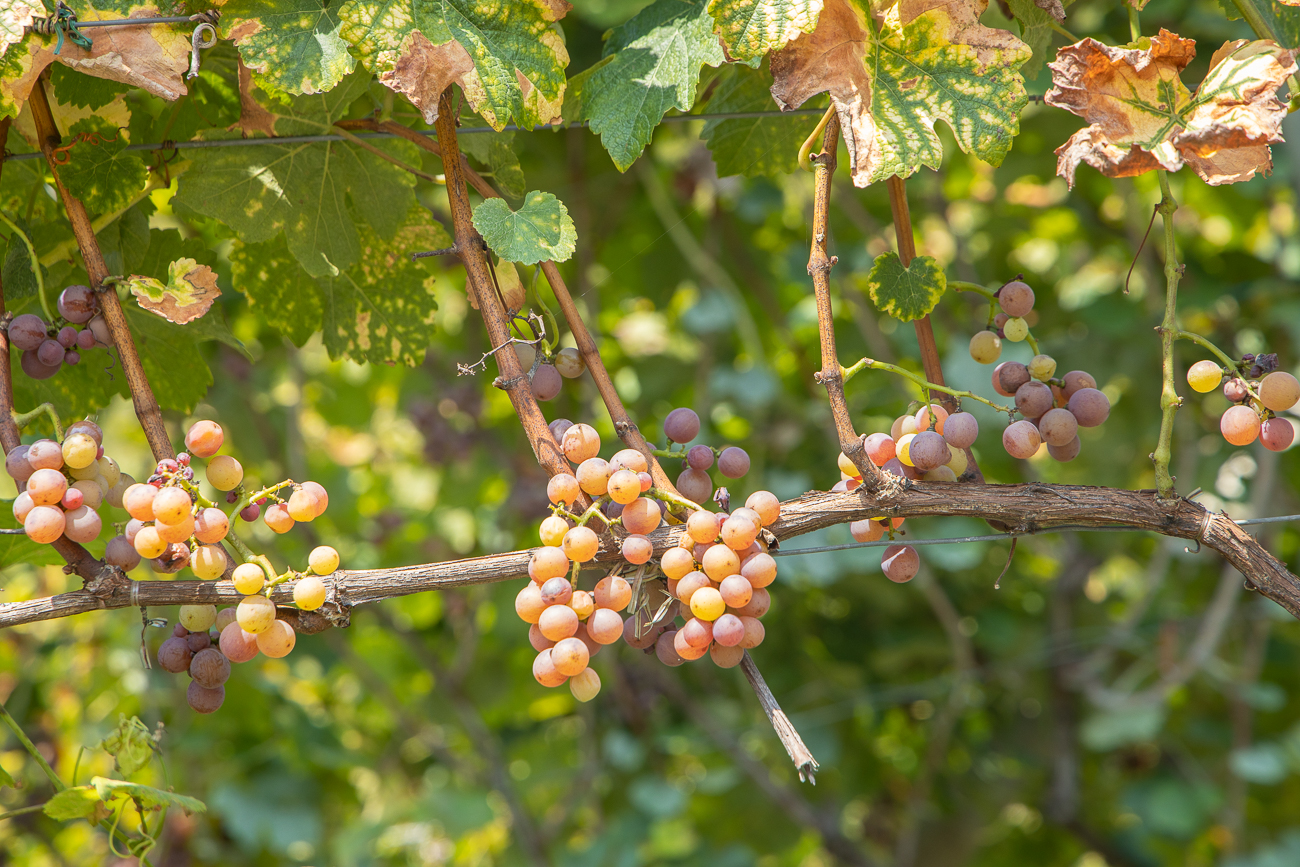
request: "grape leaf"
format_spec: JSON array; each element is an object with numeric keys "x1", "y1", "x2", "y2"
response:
[
  {"x1": 0, "y1": 2, "x2": 40, "y2": 55},
  {"x1": 1006, "y1": 0, "x2": 1059, "y2": 78},
  {"x1": 860, "y1": 251, "x2": 946, "y2": 321},
  {"x1": 222, "y1": 0, "x2": 356, "y2": 96},
  {"x1": 1045, "y1": 31, "x2": 1299, "y2": 187},
  {"x1": 96, "y1": 201, "x2": 154, "y2": 277},
  {"x1": 49, "y1": 63, "x2": 129, "y2": 110},
  {"x1": 473, "y1": 191, "x2": 576, "y2": 265},
  {"x1": 460, "y1": 131, "x2": 527, "y2": 200},
  {"x1": 58, "y1": 119, "x2": 148, "y2": 217},
  {"x1": 100, "y1": 716, "x2": 158, "y2": 778},
  {"x1": 126, "y1": 258, "x2": 222, "y2": 325},
  {"x1": 125, "y1": 306, "x2": 218, "y2": 413},
  {"x1": 173, "y1": 73, "x2": 419, "y2": 278},
  {"x1": 43, "y1": 786, "x2": 105, "y2": 821},
  {"x1": 338, "y1": 0, "x2": 570, "y2": 130},
  {"x1": 702, "y1": 61, "x2": 825, "y2": 177},
  {"x1": 91, "y1": 777, "x2": 205, "y2": 813},
  {"x1": 230, "y1": 237, "x2": 323, "y2": 346},
  {"x1": 706, "y1": 0, "x2": 823, "y2": 65},
  {"x1": 566, "y1": 0, "x2": 726, "y2": 171},
  {"x1": 770, "y1": 0, "x2": 1030, "y2": 187}
]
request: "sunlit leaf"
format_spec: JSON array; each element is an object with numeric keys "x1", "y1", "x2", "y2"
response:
[
  {"x1": 126, "y1": 258, "x2": 222, "y2": 325},
  {"x1": 702, "y1": 62, "x2": 825, "y2": 177},
  {"x1": 473, "y1": 191, "x2": 576, "y2": 265},
  {"x1": 860, "y1": 252, "x2": 946, "y2": 321},
  {"x1": 58, "y1": 119, "x2": 148, "y2": 217},
  {"x1": 43, "y1": 786, "x2": 103, "y2": 821},
  {"x1": 91, "y1": 777, "x2": 206, "y2": 813},
  {"x1": 100, "y1": 716, "x2": 158, "y2": 778},
  {"x1": 222, "y1": 0, "x2": 356, "y2": 96},
  {"x1": 706, "y1": 0, "x2": 823, "y2": 64}
]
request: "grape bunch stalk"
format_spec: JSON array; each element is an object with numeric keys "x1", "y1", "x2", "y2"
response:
[
  {"x1": 1186, "y1": 359, "x2": 1298, "y2": 451},
  {"x1": 7, "y1": 285, "x2": 114, "y2": 380},
  {"x1": 515, "y1": 409, "x2": 780, "y2": 700}
]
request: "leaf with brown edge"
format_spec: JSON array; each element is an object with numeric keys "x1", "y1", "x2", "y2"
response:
[
  {"x1": 126, "y1": 258, "x2": 222, "y2": 325},
  {"x1": 1046, "y1": 31, "x2": 1298, "y2": 187},
  {"x1": 0, "y1": 1, "x2": 41, "y2": 54}
]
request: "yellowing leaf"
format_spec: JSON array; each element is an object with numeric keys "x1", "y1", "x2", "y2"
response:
[
  {"x1": 0, "y1": 2, "x2": 41, "y2": 55},
  {"x1": 43, "y1": 786, "x2": 104, "y2": 821},
  {"x1": 770, "y1": 0, "x2": 1030, "y2": 187},
  {"x1": 222, "y1": 0, "x2": 356, "y2": 96},
  {"x1": 126, "y1": 257, "x2": 222, "y2": 324},
  {"x1": 707, "y1": 0, "x2": 824, "y2": 64},
  {"x1": 859, "y1": 252, "x2": 946, "y2": 321},
  {"x1": 1046, "y1": 31, "x2": 1298, "y2": 187}
]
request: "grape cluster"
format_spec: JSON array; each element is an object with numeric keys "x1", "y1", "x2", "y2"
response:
[
  {"x1": 9, "y1": 420, "x2": 127, "y2": 546},
  {"x1": 967, "y1": 280, "x2": 1110, "y2": 461},
  {"x1": 1188, "y1": 360, "x2": 1298, "y2": 451},
  {"x1": 515, "y1": 412, "x2": 778, "y2": 700},
  {"x1": 7, "y1": 286, "x2": 113, "y2": 380},
  {"x1": 515, "y1": 343, "x2": 586, "y2": 402}
]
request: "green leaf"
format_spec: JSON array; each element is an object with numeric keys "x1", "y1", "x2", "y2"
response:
[
  {"x1": 91, "y1": 777, "x2": 206, "y2": 814},
  {"x1": 95, "y1": 202, "x2": 154, "y2": 278},
  {"x1": 338, "y1": 0, "x2": 569, "y2": 130},
  {"x1": 460, "y1": 132, "x2": 527, "y2": 201},
  {"x1": 100, "y1": 716, "x2": 158, "y2": 778},
  {"x1": 43, "y1": 786, "x2": 104, "y2": 821},
  {"x1": 473, "y1": 192, "x2": 576, "y2": 265},
  {"x1": 173, "y1": 74, "x2": 418, "y2": 278},
  {"x1": 58, "y1": 119, "x2": 148, "y2": 216},
  {"x1": 770, "y1": 0, "x2": 1030, "y2": 186},
  {"x1": 222, "y1": 0, "x2": 356, "y2": 96},
  {"x1": 1081, "y1": 705, "x2": 1165, "y2": 751},
  {"x1": 2, "y1": 215, "x2": 42, "y2": 303},
  {"x1": 860, "y1": 252, "x2": 946, "y2": 322},
  {"x1": 49, "y1": 64, "x2": 129, "y2": 110},
  {"x1": 230, "y1": 236, "x2": 323, "y2": 347},
  {"x1": 569, "y1": 0, "x2": 726, "y2": 170},
  {"x1": 706, "y1": 0, "x2": 823, "y2": 65},
  {"x1": 1005, "y1": 0, "x2": 1054, "y2": 78},
  {"x1": 702, "y1": 62, "x2": 825, "y2": 177}
]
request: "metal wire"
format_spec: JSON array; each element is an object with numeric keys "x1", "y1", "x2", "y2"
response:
[{"x1": 772, "y1": 513, "x2": 1300, "y2": 557}]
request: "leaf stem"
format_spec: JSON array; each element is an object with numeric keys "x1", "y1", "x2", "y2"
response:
[
  {"x1": 0, "y1": 210, "x2": 51, "y2": 321},
  {"x1": 0, "y1": 803, "x2": 48, "y2": 821},
  {"x1": 1128, "y1": 5, "x2": 1141, "y2": 41},
  {"x1": 843, "y1": 357, "x2": 1015, "y2": 414},
  {"x1": 1152, "y1": 170, "x2": 1182, "y2": 499},
  {"x1": 12, "y1": 403, "x2": 63, "y2": 441},
  {"x1": 1049, "y1": 20, "x2": 1081, "y2": 42},
  {"x1": 949, "y1": 281, "x2": 997, "y2": 301}
]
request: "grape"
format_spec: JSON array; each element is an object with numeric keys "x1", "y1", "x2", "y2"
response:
[
  {"x1": 192, "y1": 545, "x2": 226, "y2": 580},
  {"x1": 309, "y1": 545, "x2": 340, "y2": 575},
  {"x1": 594, "y1": 575, "x2": 632, "y2": 611},
  {"x1": 658, "y1": 550, "x2": 693, "y2": 584},
  {"x1": 655, "y1": 630, "x2": 686, "y2": 666},
  {"x1": 914, "y1": 405, "x2": 946, "y2": 434},
  {"x1": 1061, "y1": 370, "x2": 1097, "y2": 399},
  {"x1": 532, "y1": 648, "x2": 568, "y2": 686},
  {"x1": 734, "y1": 587, "x2": 772, "y2": 618},
  {"x1": 236, "y1": 594, "x2": 276, "y2": 634},
  {"x1": 8, "y1": 314, "x2": 47, "y2": 351},
  {"x1": 206, "y1": 455, "x2": 243, "y2": 491},
  {"x1": 185, "y1": 420, "x2": 224, "y2": 458},
  {"x1": 908, "y1": 431, "x2": 949, "y2": 472},
  {"x1": 516, "y1": 582, "x2": 547, "y2": 623},
  {"x1": 61, "y1": 433, "x2": 98, "y2": 470},
  {"x1": 54, "y1": 326, "x2": 76, "y2": 350},
  {"x1": 287, "y1": 487, "x2": 319, "y2": 522},
  {"x1": 1260, "y1": 372, "x2": 1300, "y2": 412},
  {"x1": 71, "y1": 480, "x2": 104, "y2": 512},
  {"x1": 264, "y1": 503, "x2": 294, "y2": 534},
  {"x1": 96, "y1": 455, "x2": 120, "y2": 487},
  {"x1": 76, "y1": 328, "x2": 96, "y2": 350},
  {"x1": 676, "y1": 571, "x2": 711, "y2": 605},
  {"x1": 1015, "y1": 381, "x2": 1054, "y2": 419},
  {"x1": 157, "y1": 636, "x2": 193, "y2": 673},
  {"x1": 1047, "y1": 436, "x2": 1081, "y2": 462},
  {"x1": 219, "y1": 622, "x2": 260, "y2": 663},
  {"x1": 998, "y1": 280, "x2": 1035, "y2": 317},
  {"x1": 663, "y1": 407, "x2": 701, "y2": 444},
  {"x1": 679, "y1": 616, "x2": 714, "y2": 650},
  {"x1": 58, "y1": 285, "x2": 97, "y2": 323},
  {"x1": 36, "y1": 339, "x2": 63, "y2": 367},
  {"x1": 710, "y1": 643, "x2": 745, "y2": 668},
  {"x1": 539, "y1": 604, "x2": 580, "y2": 641},
  {"x1": 105, "y1": 535, "x2": 141, "y2": 571},
  {"x1": 20, "y1": 349, "x2": 59, "y2": 380},
  {"x1": 1067, "y1": 388, "x2": 1111, "y2": 427},
  {"x1": 561, "y1": 423, "x2": 601, "y2": 463},
  {"x1": 946, "y1": 447, "x2": 968, "y2": 476},
  {"x1": 554, "y1": 347, "x2": 585, "y2": 378},
  {"x1": 5, "y1": 447, "x2": 32, "y2": 487},
  {"x1": 548, "y1": 418, "x2": 573, "y2": 442},
  {"x1": 22, "y1": 505, "x2": 64, "y2": 543},
  {"x1": 1025, "y1": 355, "x2": 1055, "y2": 382},
  {"x1": 294, "y1": 575, "x2": 327, "y2": 610},
  {"x1": 1221, "y1": 405, "x2": 1261, "y2": 446},
  {"x1": 551, "y1": 636, "x2": 590, "y2": 676},
  {"x1": 123, "y1": 483, "x2": 158, "y2": 521},
  {"x1": 546, "y1": 474, "x2": 581, "y2": 507},
  {"x1": 152, "y1": 542, "x2": 191, "y2": 574},
  {"x1": 185, "y1": 630, "x2": 210, "y2": 652},
  {"x1": 239, "y1": 503, "x2": 260, "y2": 522},
  {"x1": 923, "y1": 465, "x2": 957, "y2": 482},
  {"x1": 882, "y1": 544, "x2": 919, "y2": 583},
  {"x1": 942, "y1": 412, "x2": 978, "y2": 450},
  {"x1": 1003, "y1": 317, "x2": 1029, "y2": 342},
  {"x1": 623, "y1": 613, "x2": 660, "y2": 649},
  {"x1": 530, "y1": 546, "x2": 570, "y2": 582},
  {"x1": 300, "y1": 481, "x2": 328, "y2": 517},
  {"x1": 702, "y1": 545, "x2": 740, "y2": 581},
  {"x1": 528, "y1": 623, "x2": 554, "y2": 651},
  {"x1": 1003, "y1": 420, "x2": 1042, "y2": 459},
  {"x1": 576, "y1": 457, "x2": 611, "y2": 496},
  {"x1": 192, "y1": 508, "x2": 228, "y2": 544},
  {"x1": 27, "y1": 468, "x2": 67, "y2": 506},
  {"x1": 718, "y1": 446, "x2": 750, "y2": 478},
  {"x1": 1261, "y1": 417, "x2": 1294, "y2": 452},
  {"x1": 63, "y1": 505, "x2": 101, "y2": 544},
  {"x1": 1038, "y1": 408, "x2": 1079, "y2": 447},
  {"x1": 745, "y1": 490, "x2": 781, "y2": 526},
  {"x1": 1186, "y1": 360, "x2": 1222, "y2": 394},
  {"x1": 152, "y1": 486, "x2": 191, "y2": 524},
  {"x1": 686, "y1": 509, "x2": 719, "y2": 544},
  {"x1": 1223, "y1": 378, "x2": 1249, "y2": 403},
  {"x1": 890, "y1": 415, "x2": 917, "y2": 439},
  {"x1": 570, "y1": 589, "x2": 595, "y2": 620},
  {"x1": 514, "y1": 342, "x2": 537, "y2": 371},
  {"x1": 189, "y1": 647, "x2": 231, "y2": 689},
  {"x1": 88, "y1": 316, "x2": 111, "y2": 346},
  {"x1": 540, "y1": 576, "x2": 573, "y2": 607},
  {"x1": 998, "y1": 362, "x2": 1031, "y2": 395},
  {"x1": 718, "y1": 575, "x2": 753, "y2": 609},
  {"x1": 721, "y1": 514, "x2": 759, "y2": 550},
  {"x1": 62, "y1": 350, "x2": 78, "y2": 366},
  {"x1": 255, "y1": 620, "x2": 296, "y2": 658},
  {"x1": 676, "y1": 467, "x2": 713, "y2": 505},
  {"x1": 215, "y1": 608, "x2": 237, "y2": 631},
  {"x1": 607, "y1": 468, "x2": 642, "y2": 504},
  {"x1": 185, "y1": 682, "x2": 225, "y2": 714},
  {"x1": 969, "y1": 330, "x2": 1002, "y2": 364},
  {"x1": 688, "y1": 586, "x2": 725, "y2": 621},
  {"x1": 605, "y1": 450, "x2": 645, "y2": 477},
  {"x1": 622, "y1": 534, "x2": 652, "y2": 564},
  {"x1": 687, "y1": 444, "x2": 714, "y2": 471},
  {"x1": 531, "y1": 364, "x2": 562, "y2": 400},
  {"x1": 864, "y1": 433, "x2": 896, "y2": 466}
]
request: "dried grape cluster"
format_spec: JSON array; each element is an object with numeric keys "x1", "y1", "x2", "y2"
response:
[
  {"x1": 1186, "y1": 357, "x2": 1298, "y2": 451},
  {"x1": 516, "y1": 410, "x2": 778, "y2": 700},
  {"x1": 7, "y1": 286, "x2": 113, "y2": 380}
]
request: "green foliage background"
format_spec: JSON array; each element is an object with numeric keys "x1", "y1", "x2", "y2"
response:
[{"x1": 1, "y1": 0, "x2": 1299, "y2": 865}]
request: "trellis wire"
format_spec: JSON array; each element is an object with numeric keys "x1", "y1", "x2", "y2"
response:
[{"x1": 772, "y1": 513, "x2": 1300, "y2": 557}]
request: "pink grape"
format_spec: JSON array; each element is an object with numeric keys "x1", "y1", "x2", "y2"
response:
[
  {"x1": 36, "y1": 339, "x2": 63, "y2": 367},
  {"x1": 998, "y1": 281, "x2": 1035, "y2": 317},
  {"x1": 622, "y1": 534, "x2": 653, "y2": 564},
  {"x1": 219, "y1": 622, "x2": 260, "y2": 663},
  {"x1": 1223, "y1": 378, "x2": 1249, "y2": 403},
  {"x1": 882, "y1": 544, "x2": 919, "y2": 583},
  {"x1": 63, "y1": 505, "x2": 101, "y2": 544},
  {"x1": 63, "y1": 350, "x2": 79, "y2": 366},
  {"x1": 908, "y1": 432, "x2": 949, "y2": 472},
  {"x1": 531, "y1": 364, "x2": 562, "y2": 400},
  {"x1": 27, "y1": 468, "x2": 67, "y2": 505},
  {"x1": 864, "y1": 433, "x2": 895, "y2": 466},
  {"x1": 57, "y1": 284, "x2": 97, "y2": 323},
  {"x1": 1067, "y1": 388, "x2": 1110, "y2": 427},
  {"x1": 1038, "y1": 408, "x2": 1079, "y2": 447},
  {"x1": 105, "y1": 535, "x2": 141, "y2": 571},
  {"x1": 718, "y1": 447, "x2": 750, "y2": 478},
  {"x1": 1003, "y1": 420, "x2": 1041, "y2": 459},
  {"x1": 712, "y1": 613, "x2": 745, "y2": 647},
  {"x1": 8, "y1": 314, "x2": 47, "y2": 351},
  {"x1": 76, "y1": 329, "x2": 96, "y2": 349},
  {"x1": 157, "y1": 636, "x2": 192, "y2": 673},
  {"x1": 687, "y1": 445, "x2": 714, "y2": 470},
  {"x1": 24, "y1": 505, "x2": 66, "y2": 543},
  {"x1": 56, "y1": 326, "x2": 77, "y2": 349},
  {"x1": 998, "y1": 362, "x2": 1030, "y2": 396},
  {"x1": 1015, "y1": 381, "x2": 1054, "y2": 419},
  {"x1": 942, "y1": 413, "x2": 978, "y2": 450},
  {"x1": 1221, "y1": 405, "x2": 1261, "y2": 446},
  {"x1": 676, "y1": 467, "x2": 712, "y2": 505},
  {"x1": 663, "y1": 407, "x2": 701, "y2": 443},
  {"x1": 1047, "y1": 436, "x2": 1082, "y2": 462},
  {"x1": 1261, "y1": 418, "x2": 1294, "y2": 452},
  {"x1": 655, "y1": 629, "x2": 686, "y2": 666},
  {"x1": 548, "y1": 418, "x2": 573, "y2": 442},
  {"x1": 1062, "y1": 370, "x2": 1097, "y2": 399},
  {"x1": 189, "y1": 647, "x2": 231, "y2": 689},
  {"x1": 20, "y1": 349, "x2": 59, "y2": 380}
]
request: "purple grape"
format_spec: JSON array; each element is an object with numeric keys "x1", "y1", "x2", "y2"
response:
[
  {"x1": 1067, "y1": 388, "x2": 1110, "y2": 427},
  {"x1": 57, "y1": 284, "x2": 97, "y2": 324},
  {"x1": 157, "y1": 636, "x2": 192, "y2": 673},
  {"x1": 882, "y1": 545, "x2": 919, "y2": 583},
  {"x1": 36, "y1": 339, "x2": 64, "y2": 367},
  {"x1": 240, "y1": 503, "x2": 261, "y2": 522},
  {"x1": 5, "y1": 445, "x2": 32, "y2": 484},
  {"x1": 997, "y1": 281, "x2": 1034, "y2": 317},
  {"x1": 663, "y1": 408, "x2": 701, "y2": 444},
  {"x1": 1223, "y1": 378, "x2": 1249, "y2": 403},
  {"x1": 531, "y1": 364, "x2": 561, "y2": 401},
  {"x1": 676, "y1": 467, "x2": 713, "y2": 504},
  {"x1": 63, "y1": 350, "x2": 80, "y2": 366},
  {"x1": 717, "y1": 447, "x2": 750, "y2": 479},
  {"x1": 943, "y1": 412, "x2": 979, "y2": 450},
  {"x1": 1047, "y1": 435, "x2": 1081, "y2": 462},
  {"x1": 1038, "y1": 408, "x2": 1078, "y2": 447},
  {"x1": 56, "y1": 326, "x2": 77, "y2": 349},
  {"x1": 908, "y1": 431, "x2": 949, "y2": 472},
  {"x1": 76, "y1": 328, "x2": 96, "y2": 349},
  {"x1": 20, "y1": 349, "x2": 59, "y2": 380},
  {"x1": 105, "y1": 535, "x2": 141, "y2": 571},
  {"x1": 8, "y1": 314, "x2": 47, "y2": 351},
  {"x1": 189, "y1": 647, "x2": 231, "y2": 689},
  {"x1": 998, "y1": 362, "x2": 1031, "y2": 395},
  {"x1": 1015, "y1": 381, "x2": 1054, "y2": 419},
  {"x1": 1261, "y1": 417, "x2": 1294, "y2": 452},
  {"x1": 186, "y1": 682, "x2": 224, "y2": 714},
  {"x1": 1003, "y1": 420, "x2": 1041, "y2": 459},
  {"x1": 548, "y1": 418, "x2": 573, "y2": 442},
  {"x1": 687, "y1": 444, "x2": 714, "y2": 471}
]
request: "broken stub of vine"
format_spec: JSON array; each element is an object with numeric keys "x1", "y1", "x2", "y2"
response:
[{"x1": 1046, "y1": 30, "x2": 1298, "y2": 187}]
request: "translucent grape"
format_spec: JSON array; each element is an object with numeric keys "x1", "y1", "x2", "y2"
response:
[
  {"x1": 96, "y1": 455, "x2": 120, "y2": 488},
  {"x1": 531, "y1": 364, "x2": 562, "y2": 400},
  {"x1": 1038, "y1": 408, "x2": 1079, "y2": 447},
  {"x1": 663, "y1": 407, "x2": 701, "y2": 443},
  {"x1": 551, "y1": 636, "x2": 590, "y2": 676},
  {"x1": 540, "y1": 576, "x2": 573, "y2": 608},
  {"x1": 745, "y1": 490, "x2": 780, "y2": 526},
  {"x1": 915, "y1": 404, "x2": 947, "y2": 434},
  {"x1": 882, "y1": 544, "x2": 919, "y2": 583},
  {"x1": 192, "y1": 507, "x2": 228, "y2": 544},
  {"x1": 679, "y1": 616, "x2": 714, "y2": 650},
  {"x1": 594, "y1": 575, "x2": 632, "y2": 611},
  {"x1": 702, "y1": 544, "x2": 740, "y2": 581},
  {"x1": 264, "y1": 503, "x2": 294, "y2": 534},
  {"x1": 576, "y1": 457, "x2": 611, "y2": 496},
  {"x1": 219, "y1": 622, "x2": 260, "y2": 663},
  {"x1": 1003, "y1": 420, "x2": 1042, "y2": 459},
  {"x1": 236, "y1": 594, "x2": 276, "y2": 633},
  {"x1": 561, "y1": 423, "x2": 601, "y2": 463},
  {"x1": 256, "y1": 620, "x2": 296, "y2": 658},
  {"x1": 689, "y1": 586, "x2": 726, "y2": 621},
  {"x1": 88, "y1": 316, "x2": 111, "y2": 346},
  {"x1": 287, "y1": 487, "x2": 319, "y2": 522},
  {"x1": 214, "y1": 607, "x2": 237, "y2": 631},
  {"x1": 721, "y1": 514, "x2": 759, "y2": 550},
  {"x1": 552, "y1": 346, "x2": 584, "y2": 379},
  {"x1": 206, "y1": 455, "x2": 243, "y2": 491},
  {"x1": 156, "y1": 512, "x2": 194, "y2": 545},
  {"x1": 675, "y1": 571, "x2": 711, "y2": 606},
  {"x1": 533, "y1": 648, "x2": 568, "y2": 686},
  {"x1": 569, "y1": 667, "x2": 601, "y2": 701},
  {"x1": 718, "y1": 575, "x2": 753, "y2": 609},
  {"x1": 896, "y1": 434, "x2": 916, "y2": 467},
  {"x1": 547, "y1": 473, "x2": 581, "y2": 506},
  {"x1": 1003, "y1": 317, "x2": 1029, "y2": 342},
  {"x1": 1015, "y1": 381, "x2": 1054, "y2": 419},
  {"x1": 180, "y1": 604, "x2": 217, "y2": 632},
  {"x1": 539, "y1": 604, "x2": 580, "y2": 641},
  {"x1": 8, "y1": 314, "x2": 47, "y2": 351},
  {"x1": 584, "y1": 607, "x2": 621, "y2": 644},
  {"x1": 1067, "y1": 388, "x2": 1111, "y2": 427},
  {"x1": 1061, "y1": 370, "x2": 1096, "y2": 399},
  {"x1": 908, "y1": 431, "x2": 950, "y2": 472},
  {"x1": 63, "y1": 505, "x2": 101, "y2": 544},
  {"x1": 561, "y1": 525, "x2": 599, "y2": 563},
  {"x1": 969, "y1": 330, "x2": 1002, "y2": 364},
  {"x1": 189, "y1": 647, "x2": 231, "y2": 689},
  {"x1": 192, "y1": 545, "x2": 226, "y2": 580},
  {"x1": 1260, "y1": 372, "x2": 1300, "y2": 412},
  {"x1": 660, "y1": 547, "x2": 695, "y2": 582},
  {"x1": 621, "y1": 497, "x2": 662, "y2": 535},
  {"x1": 20, "y1": 350, "x2": 59, "y2": 380},
  {"x1": 123, "y1": 483, "x2": 158, "y2": 521},
  {"x1": 732, "y1": 586, "x2": 771, "y2": 618},
  {"x1": 863, "y1": 433, "x2": 895, "y2": 466},
  {"x1": 152, "y1": 486, "x2": 191, "y2": 524},
  {"x1": 58, "y1": 284, "x2": 96, "y2": 324},
  {"x1": 676, "y1": 467, "x2": 713, "y2": 505},
  {"x1": 294, "y1": 575, "x2": 327, "y2": 611},
  {"x1": 157, "y1": 636, "x2": 192, "y2": 673},
  {"x1": 24, "y1": 505, "x2": 65, "y2": 544},
  {"x1": 1186, "y1": 360, "x2": 1222, "y2": 394},
  {"x1": 998, "y1": 280, "x2": 1035, "y2": 317},
  {"x1": 606, "y1": 468, "x2": 642, "y2": 505},
  {"x1": 1221, "y1": 405, "x2": 1261, "y2": 446}
]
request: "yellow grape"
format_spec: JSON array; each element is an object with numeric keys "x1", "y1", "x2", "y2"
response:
[
  {"x1": 232, "y1": 563, "x2": 266, "y2": 595},
  {"x1": 206, "y1": 455, "x2": 243, "y2": 491},
  {"x1": 293, "y1": 575, "x2": 327, "y2": 611},
  {"x1": 191, "y1": 544, "x2": 226, "y2": 580},
  {"x1": 180, "y1": 604, "x2": 216, "y2": 631},
  {"x1": 1003, "y1": 317, "x2": 1029, "y2": 342},
  {"x1": 236, "y1": 594, "x2": 276, "y2": 634},
  {"x1": 133, "y1": 526, "x2": 167, "y2": 559},
  {"x1": 1186, "y1": 360, "x2": 1222, "y2": 394},
  {"x1": 689, "y1": 586, "x2": 726, "y2": 621},
  {"x1": 255, "y1": 620, "x2": 296, "y2": 658},
  {"x1": 152, "y1": 487, "x2": 191, "y2": 525},
  {"x1": 309, "y1": 546, "x2": 339, "y2": 575},
  {"x1": 969, "y1": 330, "x2": 1002, "y2": 364},
  {"x1": 569, "y1": 667, "x2": 601, "y2": 701}
]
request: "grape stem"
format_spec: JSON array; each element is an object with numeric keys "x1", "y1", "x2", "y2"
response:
[
  {"x1": 11, "y1": 403, "x2": 64, "y2": 441},
  {"x1": 224, "y1": 528, "x2": 278, "y2": 585},
  {"x1": 647, "y1": 486, "x2": 706, "y2": 516},
  {"x1": 0, "y1": 209, "x2": 51, "y2": 322},
  {"x1": 841, "y1": 358, "x2": 1016, "y2": 415},
  {"x1": 1152, "y1": 170, "x2": 1182, "y2": 500},
  {"x1": 949, "y1": 281, "x2": 997, "y2": 301},
  {"x1": 574, "y1": 498, "x2": 612, "y2": 528},
  {"x1": 1172, "y1": 330, "x2": 1266, "y2": 404}
]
